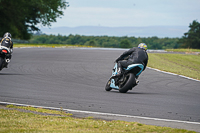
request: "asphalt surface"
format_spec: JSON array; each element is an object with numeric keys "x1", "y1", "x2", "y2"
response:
[{"x1": 0, "y1": 48, "x2": 200, "y2": 132}]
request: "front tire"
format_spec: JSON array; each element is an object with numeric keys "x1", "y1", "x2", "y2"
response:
[
  {"x1": 119, "y1": 73, "x2": 136, "y2": 93},
  {"x1": 105, "y1": 79, "x2": 112, "y2": 91}
]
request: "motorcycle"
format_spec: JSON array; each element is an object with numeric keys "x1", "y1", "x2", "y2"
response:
[
  {"x1": 0, "y1": 46, "x2": 11, "y2": 71},
  {"x1": 105, "y1": 62, "x2": 144, "y2": 93}
]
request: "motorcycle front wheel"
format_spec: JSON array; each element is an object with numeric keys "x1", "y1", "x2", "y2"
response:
[
  {"x1": 119, "y1": 73, "x2": 136, "y2": 93},
  {"x1": 105, "y1": 79, "x2": 112, "y2": 91}
]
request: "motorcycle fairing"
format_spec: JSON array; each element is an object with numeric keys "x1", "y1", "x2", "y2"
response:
[
  {"x1": 110, "y1": 78, "x2": 119, "y2": 89},
  {"x1": 0, "y1": 46, "x2": 11, "y2": 53},
  {"x1": 110, "y1": 63, "x2": 119, "y2": 89},
  {"x1": 125, "y1": 64, "x2": 144, "y2": 76}
]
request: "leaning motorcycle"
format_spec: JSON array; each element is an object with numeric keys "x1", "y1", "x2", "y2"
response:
[
  {"x1": 105, "y1": 62, "x2": 144, "y2": 93},
  {"x1": 0, "y1": 46, "x2": 11, "y2": 71}
]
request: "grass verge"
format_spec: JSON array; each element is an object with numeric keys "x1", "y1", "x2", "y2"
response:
[
  {"x1": 148, "y1": 53, "x2": 200, "y2": 80},
  {"x1": 14, "y1": 43, "x2": 94, "y2": 48},
  {"x1": 0, "y1": 105, "x2": 195, "y2": 133},
  {"x1": 166, "y1": 49, "x2": 200, "y2": 53}
]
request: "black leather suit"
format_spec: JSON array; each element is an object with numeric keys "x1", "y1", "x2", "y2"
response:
[{"x1": 116, "y1": 47, "x2": 148, "y2": 71}]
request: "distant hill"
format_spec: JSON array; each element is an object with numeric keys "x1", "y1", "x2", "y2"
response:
[{"x1": 40, "y1": 26, "x2": 188, "y2": 38}]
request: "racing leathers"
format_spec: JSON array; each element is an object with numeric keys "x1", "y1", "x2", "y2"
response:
[{"x1": 115, "y1": 47, "x2": 148, "y2": 77}]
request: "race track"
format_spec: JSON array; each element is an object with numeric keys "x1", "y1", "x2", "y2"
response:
[{"x1": 0, "y1": 48, "x2": 200, "y2": 131}]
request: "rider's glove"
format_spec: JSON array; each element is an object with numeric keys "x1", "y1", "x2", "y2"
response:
[{"x1": 115, "y1": 58, "x2": 120, "y2": 63}]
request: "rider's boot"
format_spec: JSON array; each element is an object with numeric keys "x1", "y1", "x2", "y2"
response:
[
  {"x1": 135, "y1": 75, "x2": 139, "y2": 84},
  {"x1": 5, "y1": 59, "x2": 10, "y2": 68},
  {"x1": 112, "y1": 68, "x2": 122, "y2": 78},
  {"x1": 112, "y1": 63, "x2": 123, "y2": 78},
  {"x1": 136, "y1": 79, "x2": 139, "y2": 84},
  {"x1": 6, "y1": 59, "x2": 10, "y2": 63}
]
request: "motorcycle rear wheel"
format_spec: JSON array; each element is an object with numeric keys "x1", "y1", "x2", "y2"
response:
[
  {"x1": 119, "y1": 73, "x2": 136, "y2": 93},
  {"x1": 0, "y1": 57, "x2": 4, "y2": 71},
  {"x1": 105, "y1": 79, "x2": 112, "y2": 91}
]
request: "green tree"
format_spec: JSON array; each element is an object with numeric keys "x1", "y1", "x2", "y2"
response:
[
  {"x1": 178, "y1": 20, "x2": 200, "y2": 49},
  {"x1": 120, "y1": 39, "x2": 131, "y2": 48},
  {"x1": 0, "y1": 0, "x2": 69, "y2": 39},
  {"x1": 89, "y1": 40, "x2": 96, "y2": 46}
]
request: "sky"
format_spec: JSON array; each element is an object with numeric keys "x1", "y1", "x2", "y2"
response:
[{"x1": 46, "y1": 0, "x2": 200, "y2": 28}]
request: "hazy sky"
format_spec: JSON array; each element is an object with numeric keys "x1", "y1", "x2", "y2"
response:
[{"x1": 47, "y1": 0, "x2": 200, "y2": 28}]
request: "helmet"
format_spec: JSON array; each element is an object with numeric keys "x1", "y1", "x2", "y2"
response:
[
  {"x1": 3, "y1": 32, "x2": 12, "y2": 38},
  {"x1": 138, "y1": 43, "x2": 147, "y2": 51}
]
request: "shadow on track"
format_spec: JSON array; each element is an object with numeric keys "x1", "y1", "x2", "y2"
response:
[
  {"x1": 106, "y1": 90, "x2": 159, "y2": 95},
  {"x1": 0, "y1": 73, "x2": 27, "y2": 75}
]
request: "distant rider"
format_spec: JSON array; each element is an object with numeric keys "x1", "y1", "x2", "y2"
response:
[
  {"x1": 113, "y1": 43, "x2": 148, "y2": 81},
  {"x1": 0, "y1": 32, "x2": 13, "y2": 67}
]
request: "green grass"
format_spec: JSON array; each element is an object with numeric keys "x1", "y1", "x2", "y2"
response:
[
  {"x1": 148, "y1": 53, "x2": 200, "y2": 80},
  {"x1": 166, "y1": 49, "x2": 200, "y2": 53},
  {"x1": 6, "y1": 105, "x2": 72, "y2": 116},
  {"x1": 14, "y1": 43, "x2": 94, "y2": 48},
  {"x1": 0, "y1": 105, "x2": 196, "y2": 133}
]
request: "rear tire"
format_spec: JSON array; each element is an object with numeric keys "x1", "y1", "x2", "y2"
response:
[
  {"x1": 119, "y1": 73, "x2": 136, "y2": 93},
  {"x1": 105, "y1": 79, "x2": 112, "y2": 91},
  {"x1": 0, "y1": 57, "x2": 4, "y2": 71}
]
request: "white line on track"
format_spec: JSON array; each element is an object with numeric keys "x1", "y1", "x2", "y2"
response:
[
  {"x1": 1, "y1": 101, "x2": 200, "y2": 125},
  {"x1": 147, "y1": 67, "x2": 200, "y2": 82}
]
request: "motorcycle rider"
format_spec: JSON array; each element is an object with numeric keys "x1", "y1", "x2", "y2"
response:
[
  {"x1": 0, "y1": 32, "x2": 13, "y2": 68},
  {"x1": 113, "y1": 43, "x2": 148, "y2": 81}
]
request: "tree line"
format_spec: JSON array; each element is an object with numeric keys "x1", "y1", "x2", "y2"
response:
[
  {"x1": 29, "y1": 34, "x2": 180, "y2": 49},
  {"x1": 29, "y1": 20, "x2": 200, "y2": 49}
]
